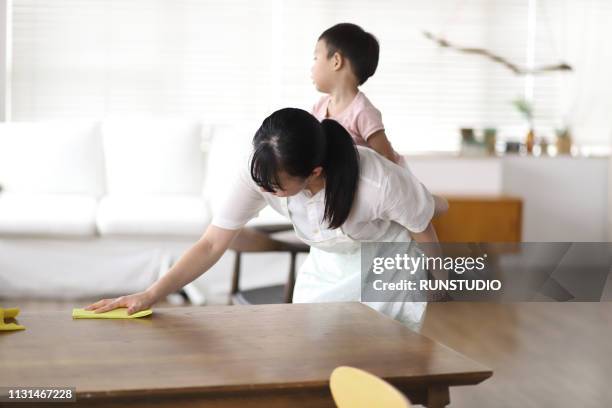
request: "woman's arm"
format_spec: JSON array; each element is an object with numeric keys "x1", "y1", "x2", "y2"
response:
[
  {"x1": 85, "y1": 225, "x2": 240, "y2": 314},
  {"x1": 148, "y1": 225, "x2": 240, "y2": 301}
]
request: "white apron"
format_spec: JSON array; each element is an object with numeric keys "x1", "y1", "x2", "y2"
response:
[{"x1": 283, "y1": 197, "x2": 428, "y2": 332}]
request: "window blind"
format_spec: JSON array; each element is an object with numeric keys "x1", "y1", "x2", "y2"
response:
[{"x1": 11, "y1": 0, "x2": 611, "y2": 152}]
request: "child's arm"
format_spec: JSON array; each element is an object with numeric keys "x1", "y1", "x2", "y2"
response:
[
  {"x1": 367, "y1": 130, "x2": 398, "y2": 163},
  {"x1": 370, "y1": 128, "x2": 450, "y2": 217},
  {"x1": 85, "y1": 225, "x2": 241, "y2": 315}
]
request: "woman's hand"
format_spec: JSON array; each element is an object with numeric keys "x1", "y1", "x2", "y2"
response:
[
  {"x1": 84, "y1": 290, "x2": 158, "y2": 315},
  {"x1": 83, "y1": 225, "x2": 240, "y2": 316}
]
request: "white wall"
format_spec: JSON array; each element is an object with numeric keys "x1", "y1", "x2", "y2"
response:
[
  {"x1": 502, "y1": 156, "x2": 608, "y2": 242},
  {"x1": 0, "y1": 0, "x2": 10, "y2": 121},
  {"x1": 408, "y1": 155, "x2": 609, "y2": 242}
]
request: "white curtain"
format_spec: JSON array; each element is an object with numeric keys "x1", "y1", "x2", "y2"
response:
[
  {"x1": 10, "y1": 0, "x2": 612, "y2": 152},
  {"x1": 543, "y1": 0, "x2": 612, "y2": 147},
  {"x1": 532, "y1": 0, "x2": 612, "y2": 238}
]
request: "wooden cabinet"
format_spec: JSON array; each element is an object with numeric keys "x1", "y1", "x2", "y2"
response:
[{"x1": 432, "y1": 196, "x2": 522, "y2": 242}]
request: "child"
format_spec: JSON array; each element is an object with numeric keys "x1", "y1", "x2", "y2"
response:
[{"x1": 310, "y1": 23, "x2": 449, "y2": 215}]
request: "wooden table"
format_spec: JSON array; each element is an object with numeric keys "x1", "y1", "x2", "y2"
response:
[{"x1": 0, "y1": 303, "x2": 492, "y2": 407}]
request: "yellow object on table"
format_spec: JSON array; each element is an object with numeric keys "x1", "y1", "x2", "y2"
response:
[
  {"x1": 0, "y1": 307, "x2": 26, "y2": 331},
  {"x1": 72, "y1": 308, "x2": 153, "y2": 319}
]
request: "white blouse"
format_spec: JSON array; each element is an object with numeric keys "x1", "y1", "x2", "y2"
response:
[{"x1": 211, "y1": 146, "x2": 435, "y2": 241}]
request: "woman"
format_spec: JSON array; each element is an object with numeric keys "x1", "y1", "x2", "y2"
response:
[{"x1": 86, "y1": 108, "x2": 439, "y2": 331}]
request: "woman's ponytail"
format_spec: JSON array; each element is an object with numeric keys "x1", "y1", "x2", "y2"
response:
[{"x1": 320, "y1": 119, "x2": 359, "y2": 229}]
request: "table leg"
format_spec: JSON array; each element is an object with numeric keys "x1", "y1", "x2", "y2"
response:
[{"x1": 426, "y1": 384, "x2": 450, "y2": 408}]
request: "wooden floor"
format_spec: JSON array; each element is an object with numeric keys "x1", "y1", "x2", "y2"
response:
[
  {"x1": 421, "y1": 302, "x2": 612, "y2": 408},
  {"x1": 3, "y1": 298, "x2": 611, "y2": 407}
]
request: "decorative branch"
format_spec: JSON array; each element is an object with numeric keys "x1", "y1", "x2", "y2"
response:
[{"x1": 423, "y1": 31, "x2": 573, "y2": 75}]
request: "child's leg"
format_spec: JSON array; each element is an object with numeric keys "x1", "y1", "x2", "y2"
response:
[{"x1": 433, "y1": 195, "x2": 449, "y2": 217}]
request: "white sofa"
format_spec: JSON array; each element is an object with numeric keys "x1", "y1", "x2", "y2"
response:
[{"x1": 0, "y1": 119, "x2": 295, "y2": 302}]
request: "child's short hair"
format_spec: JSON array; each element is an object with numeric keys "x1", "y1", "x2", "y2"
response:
[{"x1": 319, "y1": 23, "x2": 380, "y2": 85}]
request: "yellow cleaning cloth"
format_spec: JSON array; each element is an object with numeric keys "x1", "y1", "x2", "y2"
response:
[
  {"x1": 0, "y1": 307, "x2": 26, "y2": 331},
  {"x1": 72, "y1": 308, "x2": 153, "y2": 319}
]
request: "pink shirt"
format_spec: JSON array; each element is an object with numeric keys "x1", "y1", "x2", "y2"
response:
[
  {"x1": 311, "y1": 91, "x2": 403, "y2": 164},
  {"x1": 311, "y1": 91, "x2": 384, "y2": 146}
]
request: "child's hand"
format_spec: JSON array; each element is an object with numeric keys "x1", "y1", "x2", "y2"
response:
[{"x1": 84, "y1": 290, "x2": 157, "y2": 315}]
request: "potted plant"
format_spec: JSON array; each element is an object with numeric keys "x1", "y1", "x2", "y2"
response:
[
  {"x1": 512, "y1": 97, "x2": 535, "y2": 154},
  {"x1": 555, "y1": 126, "x2": 573, "y2": 155},
  {"x1": 484, "y1": 128, "x2": 497, "y2": 155}
]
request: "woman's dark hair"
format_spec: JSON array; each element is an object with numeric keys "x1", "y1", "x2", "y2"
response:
[
  {"x1": 319, "y1": 23, "x2": 379, "y2": 85},
  {"x1": 251, "y1": 108, "x2": 359, "y2": 229}
]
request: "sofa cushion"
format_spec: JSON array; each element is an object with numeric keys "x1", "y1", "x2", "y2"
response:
[
  {"x1": 203, "y1": 122, "x2": 257, "y2": 212},
  {"x1": 204, "y1": 122, "x2": 290, "y2": 227},
  {"x1": 0, "y1": 121, "x2": 104, "y2": 195},
  {"x1": 102, "y1": 119, "x2": 205, "y2": 195},
  {"x1": 0, "y1": 193, "x2": 98, "y2": 237},
  {"x1": 96, "y1": 195, "x2": 210, "y2": 237}
]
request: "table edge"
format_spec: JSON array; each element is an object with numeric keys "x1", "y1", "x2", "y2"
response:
[{"x1": 71, "y1": 369, "x2": 492, "y2": 400}]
